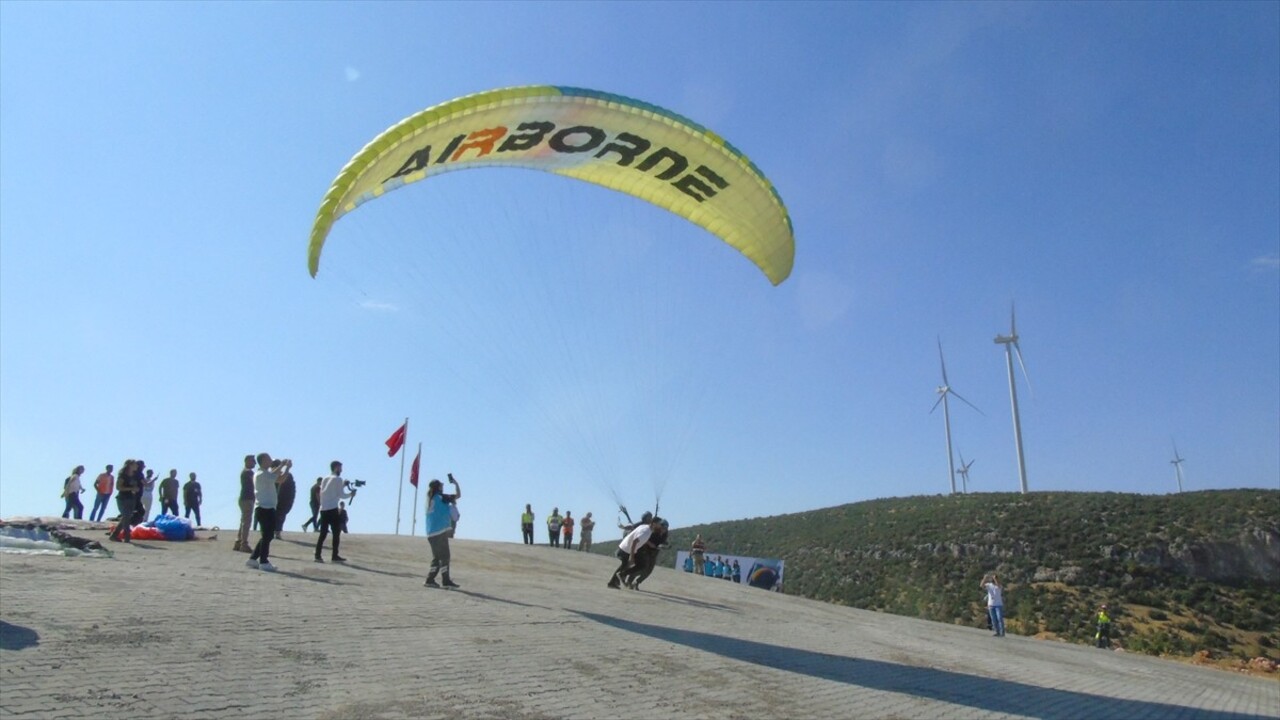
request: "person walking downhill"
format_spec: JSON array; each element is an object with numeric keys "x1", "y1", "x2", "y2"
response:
[
  {"x1": 89, "y1": 464, "x2": 114, "y2": 523},
  {"x1": 301, "y1": 478, "x2": 321, "y2": 532},
  {"x1": 234, "y1": 454, "x2": 255, "y2": 553},
  {"x1": 246, "y1": 454, "x2": 289, "y2": 572},
  {"x1": 981, "y1": 573, "x2": 1006, "y2": 637},
  {"x1": 108, "y1": 460, "x2": 141, "y2": 543},
  {"x1": 521, "y1": 504, "x2": 535, "y2": 545},
  {"x1": 61, "y1": 465, "x2": 86, "y2": 520},
  {"x1": 315, "y1": 461, "x2": 354, "y2": 563},
  {"x1": 183, "y1": 472, "x2": 203, "y2": 527},
  {"x1": 423, "y1": 474, "x2": 462, "y2": 588}
]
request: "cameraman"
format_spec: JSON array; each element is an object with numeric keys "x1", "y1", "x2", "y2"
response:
[{"x1": 314, "y1": 460, "x2": 355, "y2": 563}]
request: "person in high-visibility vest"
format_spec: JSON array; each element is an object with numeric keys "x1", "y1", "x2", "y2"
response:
[
  {"x1": 1095, "y1": 605, "x2": 1112, "y2": 649},
  {"x1": 521, "y1": 504, "x2": 535, "y2": 545},
  {"x1": 546, "y1": 508, "x2": 563, "y2": 547}
]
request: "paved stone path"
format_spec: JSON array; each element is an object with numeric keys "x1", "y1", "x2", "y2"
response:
[{"x1": 2, "y1": 518, "x2": 1277, "y2": 719}]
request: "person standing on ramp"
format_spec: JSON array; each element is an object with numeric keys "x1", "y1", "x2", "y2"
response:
[{"x1": 424, "y1": 474, "x2": 462, "y2": 588}]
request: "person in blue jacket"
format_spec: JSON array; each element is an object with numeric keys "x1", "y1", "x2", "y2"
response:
[{"x1": 424, "y1": 473, "x2": 462, "y2": 588}]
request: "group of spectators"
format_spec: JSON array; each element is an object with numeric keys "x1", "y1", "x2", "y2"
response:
[
  {"x1": 684, "y1": 553, "x2": 741, "y2": 582},
  {"x1": 60, "y1": 462, "x2": 204, "y2": 536},
  {"x1": 525, "y1": 505, "x2": 596, "y2": 551},
  {"x1": 235, "y1": 455, "x2": 357, "y2": 573}
]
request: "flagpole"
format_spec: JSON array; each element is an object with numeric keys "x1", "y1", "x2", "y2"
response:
[
  {"x1": 394, "y1": 416, "x2": 408, "y2": 535},
  {"x1": 411, "y1": 441, "x2": 422, "y2": 536}
]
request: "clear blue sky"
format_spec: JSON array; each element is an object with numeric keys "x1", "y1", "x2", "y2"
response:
[{"x1": 2, "y1": 2, "x2": 1277, "y2": 543}]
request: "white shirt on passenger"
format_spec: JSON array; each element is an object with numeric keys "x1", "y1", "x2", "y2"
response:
[{"x1": 618, "y1": 525, "x2": 653, "y2": 555}]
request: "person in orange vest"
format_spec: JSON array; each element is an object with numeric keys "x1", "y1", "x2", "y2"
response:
[
  {"x1": 89, "y1": 464, "x2": 115, "y2": 522},
  {"x1": 561, "y1": 511, "x2": 575, "y2": 550}
]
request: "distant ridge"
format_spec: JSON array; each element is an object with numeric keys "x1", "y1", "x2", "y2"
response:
[{"x1": 665, "y1": 489, "x2": 1279, "y2": 669}]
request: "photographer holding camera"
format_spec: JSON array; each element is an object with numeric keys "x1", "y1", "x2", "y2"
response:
[
  {"x1": 423, "y1": 473, "x2": 462, "y2": 588},
  {"x1": 315, "y1": 460, "x2": 356, "y2": 563}
]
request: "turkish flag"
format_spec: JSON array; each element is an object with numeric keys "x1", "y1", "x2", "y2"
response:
[
  {"x1": 409, "y1": 448, "x2": 421, "y2": 487},
  {"x1": 385, "y1": 421, "x2": 407, "y2": 457}
]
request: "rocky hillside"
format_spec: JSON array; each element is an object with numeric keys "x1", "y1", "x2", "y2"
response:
[{"x1": 664, "y1": 489, "x2": 1279, "y2": 668}]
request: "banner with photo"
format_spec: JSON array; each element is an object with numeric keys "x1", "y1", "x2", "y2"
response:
[{"x1": 674, "y1": 550, "x2": 785, "y2": 591}]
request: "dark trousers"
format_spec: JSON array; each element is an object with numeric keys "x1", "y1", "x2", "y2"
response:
[
  {"x1": 521, "y1": 523, "x2": 533, "y2": 544},
  {"x1": 302, "y1": 504, "x2": 320, "y2": 531},
  {"x1": 274, "y1": 509, "x2": 290, "y2": 535},
  {"x1": 160, "y1": 498, "x2": 179, "y2": 516},
  {"x1": 184, "y1": 503, "x2": 201, "y2": 526},
  {"x1": 111, "y1": 495, "x2": 138, "y2": 540},
  {"x1": 62, "y1": 494, "x2": 84, "y2": 519},
  {"x1": 90, "y1": 493, "x2": 111, "y2": 522},
  {"x1": 609, "y1": 550, "x2": 634, "y2": 586},
  {"x1": 563, "y1": 533, "x2": 573, "y2": 549},
  {"x1": 315, "y1": 508, "x2": 342, "y2": 559},
  {"x1": 250, "y1": 507, "x2": 277, "y2": 564},
  {"x1": 549, "y1": 529, "x2": 560, "y2": 547},
  {"x1": 626, "y1": 546, "x2": 660, "y2": 587}
]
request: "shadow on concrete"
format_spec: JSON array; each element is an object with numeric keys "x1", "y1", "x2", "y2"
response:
[
  {"x1": 633, "y1": 591, "x2": 739, "y2": 613},
  {"x1": 0, "y1": 621, "x2": 39, "y2": 651},
  {"x1": 272, "y1": 569, "x2": 348, "y2": 585},
  {"x1": 450, "y1": 589, "x2": 552, "y2": 611},
  {"x1": 341, "y1": 562, "x2": 418, "y2": 579},
  {"x1": 574, "y1": 612, "x2": 1275, "y2": 720}
]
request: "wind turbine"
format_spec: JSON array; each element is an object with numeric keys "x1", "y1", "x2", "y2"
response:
[
  {"x1": 994, "y1": 303, "x2": 1032, "y2": 494},
  {"x1": 956, "y1": 451, "x2": 975, "y2": 494},
  {"x1": 1171, "y1": 441, "x2": 1186, "y2": 493},
  {"x1": 932, "y1": 338, "x2": 982, "y2": 494}
]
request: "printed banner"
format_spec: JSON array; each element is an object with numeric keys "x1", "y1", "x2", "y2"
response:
[{"x1": 674, "y1": 550, "x2": 784, "y2": 591}]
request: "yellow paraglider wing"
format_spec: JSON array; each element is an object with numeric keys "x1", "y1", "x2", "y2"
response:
[{"x1": 308, "y1": 86, "x2": 794, "y2": 285}]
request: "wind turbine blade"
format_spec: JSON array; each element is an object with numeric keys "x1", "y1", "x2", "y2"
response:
[
  {"x1": 950, "y1": 388, "x2": 985, "y2": 415},
  {"x1": 1013, "y1": 341, "x2": 1033, "y2": 395},
  {"x1": 930, "y1": 393, "x2": 945, "y2": 414},
  {"x1": 937, "y1": 337, "x2": 950, "y2": 385},
  {"x1": 1010, "y1": 301, "x2": 1018, "y2": 337}
]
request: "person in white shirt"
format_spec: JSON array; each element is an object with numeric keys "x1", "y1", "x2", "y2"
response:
[
  {"x1": 61, "y1": 465, "x2": 86, "y2": 519},
  {"x1": 607, "y1": 517, "x2": 661, "y2": 589},
  {"x1": 314, "y1": 460, "x2": 355, "y2": 563},
  {"x1": 982, "y1": 573, "x2": 1005, "y2": 637},
  {"x1": 246, "y1": 453, "x2": 290, "y2": 572}
]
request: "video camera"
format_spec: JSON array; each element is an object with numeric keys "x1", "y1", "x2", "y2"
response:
[{"x1": 345, "y1": 479, "x2": 367, "y2": 489}]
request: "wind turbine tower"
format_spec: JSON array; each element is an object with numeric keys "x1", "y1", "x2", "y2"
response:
[
  {"x1": 957, "y1": 452, "x2": 975, "y2": 494},
  {"x1": 932, "y1": 338, "x2": 981, "y2": 494},
  {"x1": 1171, "y1": 442, "x2": 1186, "y2": 493},
  {"x1": 994, "y1": 303, "x2": 1032, "y2": 494}
]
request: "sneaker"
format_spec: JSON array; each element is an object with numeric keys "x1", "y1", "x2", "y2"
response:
[
  {"x1": 442, "y1": 579, "x2": 460, "y2": 588},
  {"x1": 259, "y1": 562, "x2": 277, "y2": 573},
  {"x1": 246, "y1": 559, "x2": 260, "y2": 569},
  {"x1": 424, "y1": 578, "x2": 440, "y2": 588},
  {"x1": 314, "y1": 557, "x2": 325, "y2": 563},
  {"x1": 332, "y1": 556, "x2": 347, "y2": 563}
]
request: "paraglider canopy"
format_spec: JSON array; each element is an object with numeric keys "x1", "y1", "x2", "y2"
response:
[{"x1": 308, "y1": 85, "x2": 794, "y2": 285}]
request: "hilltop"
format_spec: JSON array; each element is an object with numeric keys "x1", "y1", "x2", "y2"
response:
[{"x1": 661, "y1": 489, "x2": 1279, "y2": 671}]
